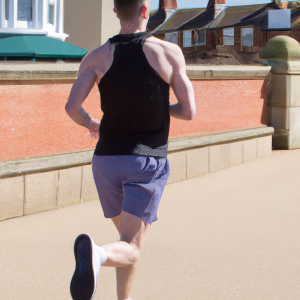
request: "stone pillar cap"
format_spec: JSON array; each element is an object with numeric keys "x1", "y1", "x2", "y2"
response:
[{"x1": 259, "y1": 36, "x2": 300, "y2": 60}]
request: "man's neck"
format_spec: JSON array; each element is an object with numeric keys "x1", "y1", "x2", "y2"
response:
[{"x1": 119, "y1": 19, "x2": 148, "y2": 34}]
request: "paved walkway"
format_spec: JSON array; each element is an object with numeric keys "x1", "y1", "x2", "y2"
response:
[{"x1": 1, "y1": 149, "x2": 300, "y2": 300}]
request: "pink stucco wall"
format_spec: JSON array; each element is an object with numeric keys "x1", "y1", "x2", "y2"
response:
[{"x1": 0, "y1": 78, "x2": 267, "y2": 162}]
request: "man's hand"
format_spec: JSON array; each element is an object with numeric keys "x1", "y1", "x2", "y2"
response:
[{"x1": 88, "y1": 117, "x2": 100, "y2": 139}]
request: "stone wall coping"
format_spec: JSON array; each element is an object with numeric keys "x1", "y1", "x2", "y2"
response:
[
  {"x1": 0, "y1": 62, "x2": 80, "y2": 81},
  {"x1": 168, "y1": 126, "x2": 273, "y2": 151},
  {"x1": 186, "y1": 65, "x2": 271, "y2": 79},
  {"x1": 0, "y1": 126, "x2": 274, "y2": 179},
  {"x1": 0, "y1": 63, "x2": 271, "y2": 81}
]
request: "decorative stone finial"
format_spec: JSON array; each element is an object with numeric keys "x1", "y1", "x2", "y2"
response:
[
  {"x1": 259, "y1": 36, "x2": 300, "y2": 74},
  {"x1": 259, "y1": 36, "x2": 300, "y2": 60}
]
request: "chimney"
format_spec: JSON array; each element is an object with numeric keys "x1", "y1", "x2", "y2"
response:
[
  {"x1": 207, "y1": 0, "x2": 226, "y2": 18},
  {"x1": 159, "y1": 0, "x2": 178, "y2": 10},
  {"x1": 207, "y1": 0, "x2": 225, "y2": 10}
]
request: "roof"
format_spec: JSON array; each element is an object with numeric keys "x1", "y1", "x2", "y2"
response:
[
  {"x1": 209, "y1": 2, "x2": 300, "y2": 31},
  {"x1": 0, "y1": 36, "x2": 89, "y2": 59},
  {"x1": 209, "y1": 4, "x2": 268, "y2": 29},
  {"x1": 177, "y1": 6, "x2": 215, "y2": 31},
  {"x1": 149, "y1": 2, "x2": 300, "y2": 33},
  {"x1": 147, "y1": 9, "x2": 167, "y2": 31},
  {"x1": 156, "y1": 8, "x2": 205, "y2": 33}
]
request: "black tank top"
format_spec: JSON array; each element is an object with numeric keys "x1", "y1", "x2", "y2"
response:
[{"x1": 94, "y1": 33, "x2": 170, "y2": 158}]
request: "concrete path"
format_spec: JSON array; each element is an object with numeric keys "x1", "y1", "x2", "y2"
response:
[{"x1": 1, "y1": 149, "x2": 300, "y2": 300}]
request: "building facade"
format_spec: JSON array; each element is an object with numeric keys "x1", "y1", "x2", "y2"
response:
[
  {"x1": 64, "y1": 0, "x2": 120, "y2": 51},
  {"x1": 0, "y1": 0, "x2": 121, "y2": 50}
]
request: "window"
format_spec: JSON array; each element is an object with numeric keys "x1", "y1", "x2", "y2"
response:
[
  {"x1": 194, "y1": 29, "x2": 206, "y2": 45},
  {"x1": 183, "y1": 31, "x2": 192, "y2": 47},
  {"x1": 165, "y1": 32, "x2": 178, "y2": 45},
  {"x1": 242, "y1": 28, "x2": 253, "y2": 47},
  {"x1": 17, "y1": 0, "x2": 32, "y2": 21},
  {"x1": 0, "y1": 0, "x2": 68, "y2": 41},
  {"x1": 223, "y1": 28, "x2": 234, "y2": 46}
]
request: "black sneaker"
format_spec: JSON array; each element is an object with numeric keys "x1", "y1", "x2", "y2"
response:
[{"x1": 70, "y1": 234, "x2": 101, "y2": 300}]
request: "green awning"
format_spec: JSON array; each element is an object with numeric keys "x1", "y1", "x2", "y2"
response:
[{"x1": 0, "y1": 36, "x2": 89, "y2": 58}]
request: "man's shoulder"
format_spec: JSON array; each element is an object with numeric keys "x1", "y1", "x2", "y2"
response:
[
  {"x1": 81, "y1": 42, "x2": 111, "y2": 66},
  {"x1": 145, "y1": 36, "x2": 182, "y2": 55},
  {"x1": 144, "y1": 36, "x2": 184, "y2": 68},
  {"x1": 77, "y1": 42, "x2": 111, "y2": 78}
]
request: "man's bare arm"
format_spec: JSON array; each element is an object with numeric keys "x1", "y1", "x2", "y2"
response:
[
  {"x1": 65, "y1": 68, "x2": 99, "y2": 130},
  {"x1": 65, "y1": 48, "x2": 103, "y2": 131},
  {"x1": 65, "y1": 44, "x2": 112, "y2": 133},
  {"x1": 168, "y1": 45, "x2": 196, "y2": 120}
]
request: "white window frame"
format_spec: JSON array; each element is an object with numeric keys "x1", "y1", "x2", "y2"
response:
[
  {"x1": 0, "y1": 0, "x2": 9, "y2": 28},
  {"x1": 0, "y1": 0, "x2": 67, "y2": 40}
]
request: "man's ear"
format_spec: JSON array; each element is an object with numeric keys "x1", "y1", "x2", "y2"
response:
[
  {"x1": 113, "y1": 7, "x2": 116, "y2": 13},
  {"x1": 141, "y1": 4, "x2": 149, "y2": 19}
]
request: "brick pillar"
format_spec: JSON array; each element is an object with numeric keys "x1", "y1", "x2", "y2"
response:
[
  {"x1": 206, "y1": 30, "x2": 217, "y2": 51},
  {"x1": 178, "y1": 31, "x2": 183, "y2": 48},
  {"x1": 253, "y1": 27, "x2": 259, "y2": 47},
  {"x1": 234, "y1": 27, "x2": 241, "y2": 51},
  {"x1": 216, "y1": 29, "x2": 223, "y2": 45},
  {"x1": 258, "y1": 29, "x2": 265, "y2": 47}
]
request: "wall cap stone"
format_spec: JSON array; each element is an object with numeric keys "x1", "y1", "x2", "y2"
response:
[
  {"x1": 186, "y1": 65, "x2": 271, "y2": 80},
  {"x1": 168, "y1": 126, "x2": 274, "y2": 152},
  {"x1": 0, "y1": 126, "x2": 274, "y2": 179},
  {"x1": 0, "y1": 63, "x2": 271, "y2": 81},
  {"x1": 0, "y1": 62, "x2": 80, "y2": 81},
  {"x1": 0, "y1": 150, "x2": 94, "y2": 179}
]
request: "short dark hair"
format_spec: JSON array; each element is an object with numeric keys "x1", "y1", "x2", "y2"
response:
[{"x1": 114, "y1": 0, "x2": 145, "y2": 20}]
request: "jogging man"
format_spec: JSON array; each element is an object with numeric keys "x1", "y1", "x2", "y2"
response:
[{"x1": 65, "y1": 0, "x2": 196, "y2": 299}]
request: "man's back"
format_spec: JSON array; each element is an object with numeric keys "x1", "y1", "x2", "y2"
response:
[
  {"x1": 78, "y1": 35, "x2": 185, "y2": 88},
  {"x1": 94, "y1": 34, "x2": 171, "y2": 158},
  {"x1": 76, "y1": 35, "x2": 196, "y2": 125}
]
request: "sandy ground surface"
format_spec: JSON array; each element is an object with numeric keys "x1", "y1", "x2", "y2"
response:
[{"x1": 1, "y1": 149, "x2": 300, "y2": 300}]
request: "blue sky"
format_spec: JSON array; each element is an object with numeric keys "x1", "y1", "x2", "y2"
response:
[{"x1": 150, "y1": 0, "x2": 272, "y2": 11}]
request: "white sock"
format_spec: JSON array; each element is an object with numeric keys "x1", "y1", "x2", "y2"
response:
[{"x1": 95, "y1": 245, "x2": 108, "y2": 266}]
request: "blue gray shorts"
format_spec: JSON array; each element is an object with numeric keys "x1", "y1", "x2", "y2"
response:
[{"x1": 92, "y1": 155, "x2": 170, "y2": 224}]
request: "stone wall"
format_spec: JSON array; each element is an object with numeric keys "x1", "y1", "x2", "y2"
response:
[
  {"x1": 0, "y1": 128, "x2": 273, "y2": 220},
  {"x1": 0, "y1": 64, "x2": 270, "y2": 161},
  {"x1": 64, "y1": 0, "x2": 120, "y2": 50},
  {"x1": 0, "y1": 63, "x2": 273, "y2": 220}
]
